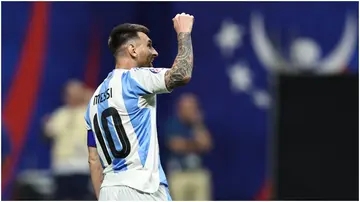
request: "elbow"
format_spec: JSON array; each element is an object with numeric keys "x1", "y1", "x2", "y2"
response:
[
  {"x1": 179, "y1": 75, "x2": 192, "y2": 86},
  {"x1": 88, "y1": 155, "x2": 98, "y2": 165},
  {"x1": 183, "y1": 75, "x2": 192, "y2": 84},
  {"x1": 171, "y1": 76, "x2": 192, "y2": 88},
  {"x1": 180, "y1": 76, "x2": 192, "y2": 85},
  {"x1": 88, "y1": 147, "x2": 101, "y2": 168},
  {"x1": 166, "y1": 71, "x2": 192, "y2": 89}
]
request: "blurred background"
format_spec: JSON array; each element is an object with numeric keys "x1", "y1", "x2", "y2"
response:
[{"x1": 2, "y1": 1, "x2": 359, "y2": 201}]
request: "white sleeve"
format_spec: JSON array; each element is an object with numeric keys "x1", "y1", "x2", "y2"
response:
[
  {"x1": 84, "y1": 106, "x2": 92, "y2": 131},
  {"x1": 128, "y1": 68, "x2": 172, "y2": 95}
]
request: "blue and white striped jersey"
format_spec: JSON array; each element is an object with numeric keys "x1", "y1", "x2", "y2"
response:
[{"x1": 85, "y1": 67, "x2": 171, "y2": 193}]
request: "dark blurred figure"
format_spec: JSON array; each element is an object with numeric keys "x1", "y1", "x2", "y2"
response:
[
  {"x1": 165, "y1": 93, "x2": 213, "y2": 201},
  {"x1": 43, "y1": 79, "x2": 92, "y2": 200}
]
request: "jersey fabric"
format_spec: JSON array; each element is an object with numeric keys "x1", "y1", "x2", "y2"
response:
[
  {"x1": 85, "y1": 67, "x2": 171, "y2": 194},
  {"x1": 99, "y1": 184, "x2": 172, "y2": 201}
]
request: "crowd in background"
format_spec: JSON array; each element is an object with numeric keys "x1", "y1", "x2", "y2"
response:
[
  {"x1": 2, "y1": 2, "x2": 357, "y2": 201},
  {"x1": 10, "y1": 79, "x2": 213, "y2": 200}
]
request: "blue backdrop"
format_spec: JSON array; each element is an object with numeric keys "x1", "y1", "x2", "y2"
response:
[{"x1": 2, "y1": 2, "x2": 358, "y2": 200}]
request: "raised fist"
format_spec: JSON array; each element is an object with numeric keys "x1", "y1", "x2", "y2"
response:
[{"x1": 172, "y1": 12, "x2": 194, "y2": 34}]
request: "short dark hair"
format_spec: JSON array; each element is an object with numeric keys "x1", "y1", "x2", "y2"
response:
[{"x1": 108, "y1": 23, "x2": 149, "y2": 55}]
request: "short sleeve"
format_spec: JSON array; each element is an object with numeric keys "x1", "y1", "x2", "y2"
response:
[
  {"x1": 128, "y1": 68, "x2": 172, "y2": 95},
  {"x1": 84, "y1": 105, "x2": 91, "y2": 130}
]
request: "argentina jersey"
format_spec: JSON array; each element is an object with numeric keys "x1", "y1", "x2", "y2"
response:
[{"x1": 85, "y1": 67, "x2": 171, "y2": 193}]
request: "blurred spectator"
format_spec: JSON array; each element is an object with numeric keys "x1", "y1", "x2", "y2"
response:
[
  {"x1": 43, "y1": 79, "x2": 91, "y2": 200},
  {"x1": 83, "y1": 87, "x2": 95, "y2": 106},
  {"x1": 165, "y1": 93, "x2": 213, "y2": 201}
]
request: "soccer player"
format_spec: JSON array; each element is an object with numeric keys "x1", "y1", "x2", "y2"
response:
[{"x1": 85, "y1": 13, "x2": 194, "y2": 201}]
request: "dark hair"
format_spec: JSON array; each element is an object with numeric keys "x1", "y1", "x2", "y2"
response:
[{"x1": 108, "y1": 23, "x2": 149, "y2": 55}]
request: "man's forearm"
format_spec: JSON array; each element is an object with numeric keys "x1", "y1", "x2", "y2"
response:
[
  {"x1": 165, "y1": 32, "x2": 194, "y2": 90},
  {"x1": 89, "y1": 161, "x2": 103, "y2": 199},
  {"x1": 193, "y1": 123, "x2": 213, "y2": 153}
]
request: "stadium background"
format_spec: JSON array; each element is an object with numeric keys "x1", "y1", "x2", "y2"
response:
[{"x1": 2, "y1": 1, "x2": 358, "y2": 200}]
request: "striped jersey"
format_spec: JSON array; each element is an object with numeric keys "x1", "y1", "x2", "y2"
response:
[{"x1": 84, "y1": 67, "x2": 171, "y2": 193}]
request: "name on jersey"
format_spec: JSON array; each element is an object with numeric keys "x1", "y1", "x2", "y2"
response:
[{"x1": 93, "y1": 88, "x2": 113, "y2": 105}]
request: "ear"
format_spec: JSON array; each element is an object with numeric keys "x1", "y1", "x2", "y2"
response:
[{"x1": 127, "y1": 43, "x2": 137, "y2": 58}]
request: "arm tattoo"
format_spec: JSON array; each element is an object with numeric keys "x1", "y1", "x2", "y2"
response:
[{"x1": 165, "y1": 32, "x2": 193, "y2": 90}]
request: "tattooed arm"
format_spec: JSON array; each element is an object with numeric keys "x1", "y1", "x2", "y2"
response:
[{"x1": 165, "y1": 32, "x2": 194, "y2": 91}]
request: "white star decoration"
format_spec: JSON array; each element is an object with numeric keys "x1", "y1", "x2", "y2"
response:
[
  {"x1": 215, "y1": 18, "x2": 271, "y2": 109},
  {"x1": 214, "y1": 19, "x2": 245, "y2": 58},
  {"x1": 252, "y1": 90, "x2": 271, "y2": 109},
  {"x1": 227, "y1": 62, "x2": 252, "y2": 93}
]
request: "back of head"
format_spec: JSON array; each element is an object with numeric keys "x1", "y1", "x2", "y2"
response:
[{"x1": 108, "y1": 23, "x2": 149, "y2": 56}]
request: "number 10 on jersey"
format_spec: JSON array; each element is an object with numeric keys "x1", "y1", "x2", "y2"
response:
[{"x1": 93, "y1": 107, "x2": 131, "y2": 164}]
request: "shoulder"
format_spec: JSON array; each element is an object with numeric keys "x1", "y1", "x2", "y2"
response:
[
  {"x1": 48, "y1": 106, "x2": 67, "y2": 122},
  {"x1": 53, "y1": 106, "x2": 67, "y2": 116},
  {"x1": 130, "y1": 67, "x2": 168, "y2": 75}
]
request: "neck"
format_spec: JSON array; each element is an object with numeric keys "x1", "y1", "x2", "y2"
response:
[{"x1": 115, "y1": 57, "x2": 137, "y2": 70}]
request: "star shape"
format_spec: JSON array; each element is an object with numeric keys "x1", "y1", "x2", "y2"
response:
[
  {"x1": 252, "y1": 90, "x2": 271, "y2": 109},
  {"x1": 214, "y1": 19, "x2": 245, "y2": 58},
  {"x1": 227, "y1": 62, "x2": 252, "y2": 93}
]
